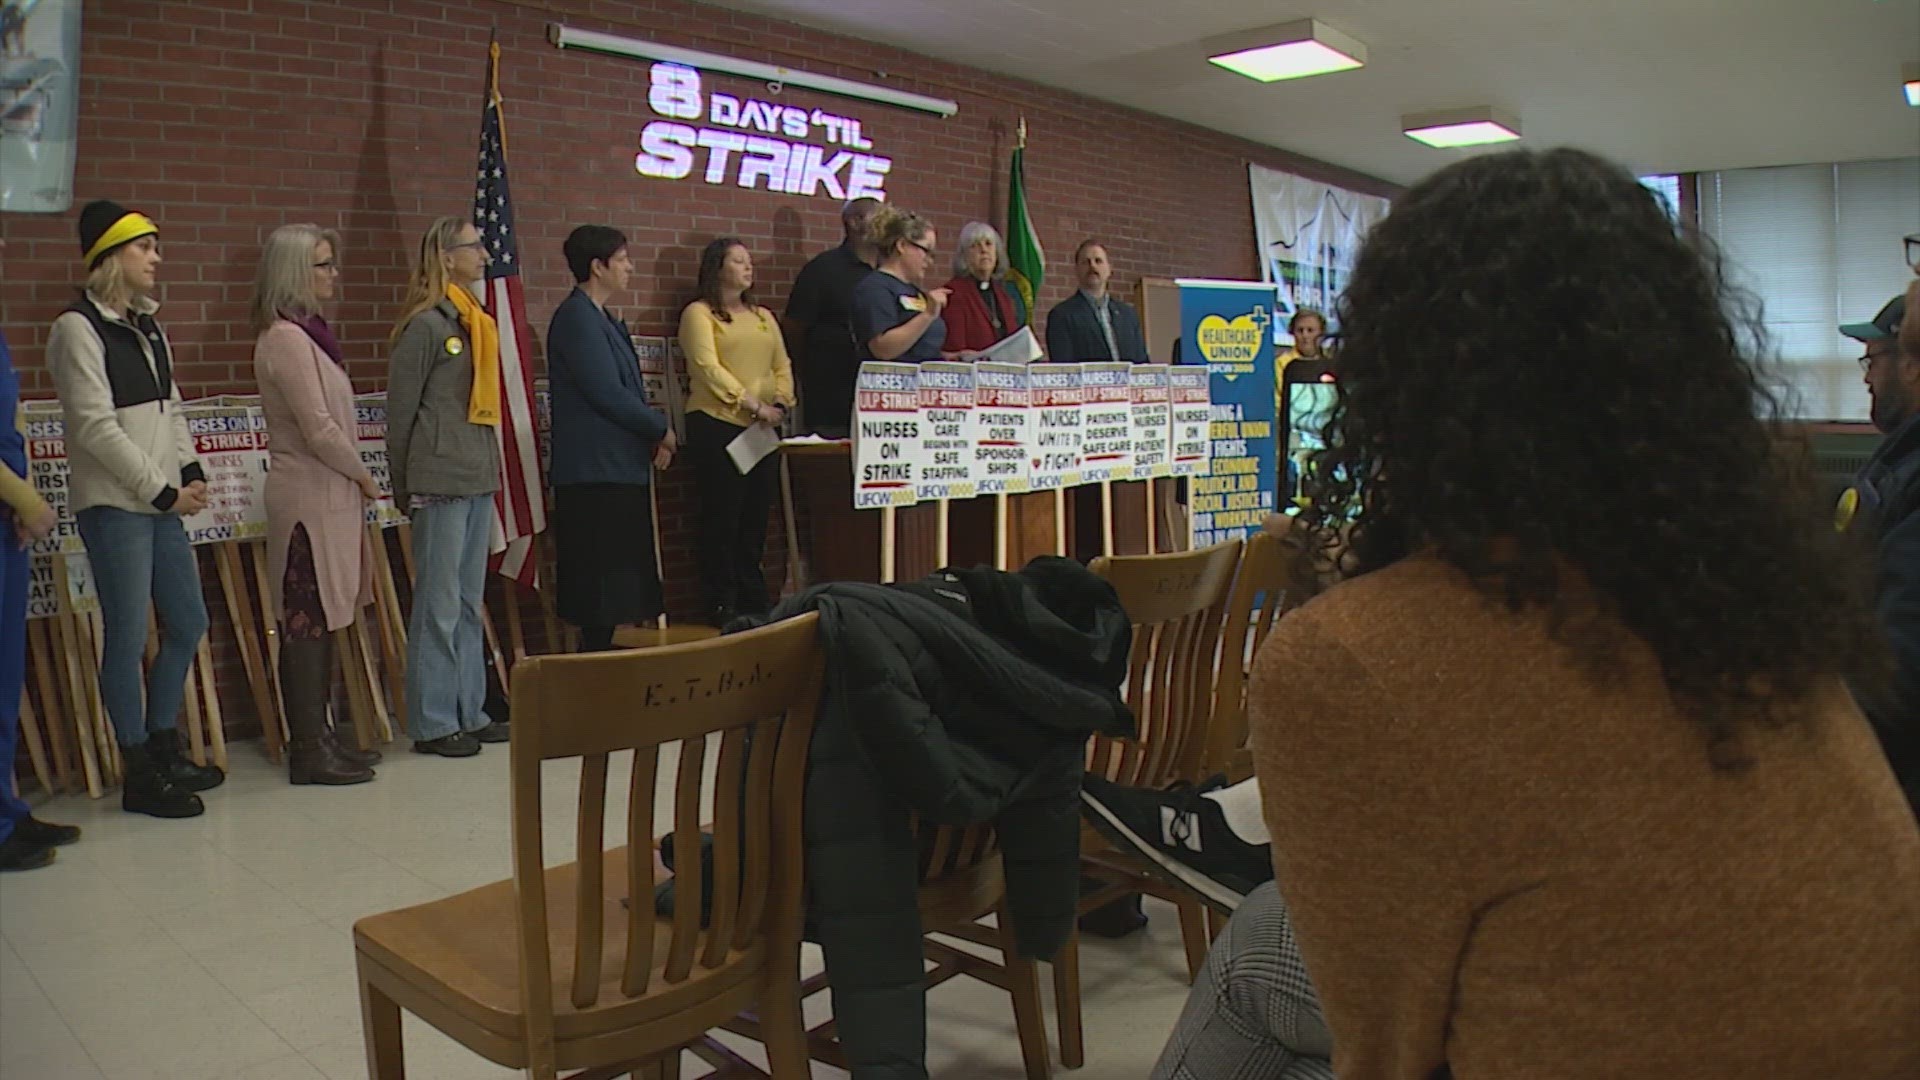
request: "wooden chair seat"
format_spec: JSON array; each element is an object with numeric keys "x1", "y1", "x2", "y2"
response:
[{"x1": 356, "y1": 846, "x2": 772, "y2": 1057}]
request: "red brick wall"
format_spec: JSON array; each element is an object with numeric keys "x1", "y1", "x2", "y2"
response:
[{"x1": 1, "y1": 0, "x2": 1394, "y2": 737}]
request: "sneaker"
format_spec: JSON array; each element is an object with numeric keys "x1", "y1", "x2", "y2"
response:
[
  {"x1": 1079, "y1": 773, "x2": 1272, "y2": 913},
  {"x1": 0, "y1": 834, "x2": 56, "y2": 872},
  {"x1": 12, "y1": 816, "x2": 81, "y2": 847},
  {"x1": 472, "y1": 721, "x2": 510, "y2": 744},
  {"x1": 412, "y1": 732, "x2": 482, "y2": 757}
]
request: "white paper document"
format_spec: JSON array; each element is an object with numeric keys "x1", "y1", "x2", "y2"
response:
[
  {"x1": 726, "y1": 421, "x2": 782, "y2": 474},
  {"x1": 977, "y1": 325, "x2": 1043, "y2": 365}
]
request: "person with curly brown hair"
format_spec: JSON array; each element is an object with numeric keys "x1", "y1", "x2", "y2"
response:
[{"x1": 1166, "y1": 148, "x2": 1920, "y2": 1080}]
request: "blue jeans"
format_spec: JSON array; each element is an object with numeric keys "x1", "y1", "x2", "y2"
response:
[
  {"x1": 2, "y1": 530, "x2": 31, "y2": 841},
  {"x1": 405, "y1": 495, "x2": 493, "y2": 741},
  {"x1": 75, "y1": 506, "x2": 210, "y2": 748}
]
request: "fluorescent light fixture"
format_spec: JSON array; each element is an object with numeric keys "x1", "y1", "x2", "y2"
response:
[
  {"x1": 1904, "y1": 63, "x2": 1920, "y2": 107},
  {"x1": 1402, "y1": 107, "x2": 1522, "y2": 148},
  {"x1": 548, "y1": 23, "x2": 959, "y2": 118},
  {"x1": 1208, "y1": 19, "x2": 1366, "y2": 83}
]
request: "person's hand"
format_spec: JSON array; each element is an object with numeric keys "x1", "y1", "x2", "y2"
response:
[
  {"x1": 756, "y1": 403, "x2": 784, "y2": 425},
  {"x1": 926, "y1": 287, "x2": 951, "y2": 315},
  {"x1": 14, "y1": 503, "x2": 57, "y2": 547},
  {"x1": 358, "y1": 474, "x2": 382, "y2": 501},
  {"x1": 172, "y1": 485, "x2": 211, "y2": 515},
  {"x1": 661, "y1": 428, "x2": 679, "y2": 454},
  {"x1": 652, "y1": 442, "x2": 674, "y2": 471}
]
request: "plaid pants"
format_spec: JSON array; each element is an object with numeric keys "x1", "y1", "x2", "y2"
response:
[{"x1": 1152, "y1": 881, "x2": 1335, "y2": 1080}]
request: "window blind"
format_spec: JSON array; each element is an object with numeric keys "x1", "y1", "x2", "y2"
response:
[{"x1": 1696, "y1": 158, "x2": 1919, "y2": 421}]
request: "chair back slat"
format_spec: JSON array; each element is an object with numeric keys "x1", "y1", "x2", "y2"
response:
[
  {"x1": 700, "y1": 726, "x2": 748, "y2": 969},
  {"x1": 509, "y1": 614, "x2": 824, "y2": 1062},
  {"x1": 620, "y1": 745, "x2": 659, "y2": 997},
  {"x1": 1206, "y1": 529, "x2": 1320, "y2": 777},
  {"x1": 733, "y1": 719, "x2": 778, "y2": 951},
  {"x1": 1088, "y1": 540, "x2": 1242, "y2": 790},
  {"x1": 663, "y1": 736, "x2": 708, "y2": 984},
  {"x1": 571, "y1": 752, "x2": 611, "y2": 1009}
]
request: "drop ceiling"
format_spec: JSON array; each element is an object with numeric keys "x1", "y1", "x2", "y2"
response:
[{"x1": 698, "y1": 0, "x2": 1920, "y2": 185}]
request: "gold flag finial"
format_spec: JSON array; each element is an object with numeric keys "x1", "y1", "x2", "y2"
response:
[{"x1": 1017, "y1": 116, "x2": 1027, "y2": 149}]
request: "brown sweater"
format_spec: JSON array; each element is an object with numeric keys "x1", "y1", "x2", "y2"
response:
[{"x1": 1251, "y1": 555, "x2": 1920, "y2": 1079}]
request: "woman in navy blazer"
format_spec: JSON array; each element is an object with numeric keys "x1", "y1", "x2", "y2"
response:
[{"x1": 546, "y1": 226, "x2": 673, "y2": 652}]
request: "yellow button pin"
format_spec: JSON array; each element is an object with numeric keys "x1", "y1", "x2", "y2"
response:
[
  {"x1": 1834, "y1": 487, "x2": 1859, "y2": 533},
  {"x1": 444, "y1": 336, "x2": 464, "y2": 356}
]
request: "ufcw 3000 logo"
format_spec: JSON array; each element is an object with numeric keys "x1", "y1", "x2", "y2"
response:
[
  {"x1": 635, "y1": 63, "x2": 892, "y2": 201},
  {"x1": 1194, "y1": 305, "x2": 1269, "y2": 380}
]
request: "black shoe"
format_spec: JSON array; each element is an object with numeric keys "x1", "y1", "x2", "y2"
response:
[
  {"x1": 472, "y1": 721, "x2": 510, "y2": 744},
  {"x1": 147, "y1": 728, "x2": 226, "y2": 792},
  {"x1": 1076, "y1": 890, "x2": 1150, "y2": 938},
  {"x1": 1079, "y1": 773, "x2": 1271, "y2": 913},
  {"x1": 0, "y1": 834, "x2": 57, "y2": 871},
  {"x1": 121, "y1": 742, "x2": 206, "y2": 818},
  {"x1": 411, "y1": 732, "x2": 481, "y2": 757},
  {"x1": 12, "y1": 816, "x2": 81, "y2": 847}
]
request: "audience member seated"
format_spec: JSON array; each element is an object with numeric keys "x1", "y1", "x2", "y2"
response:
[{"x1": 1113, "y1": 148, "x2": 1920, "y2": 1080}]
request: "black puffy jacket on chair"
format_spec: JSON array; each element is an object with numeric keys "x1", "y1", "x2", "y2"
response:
[{"x1": 751, "y1": 556, "x2": 1132, "y2": 1080}]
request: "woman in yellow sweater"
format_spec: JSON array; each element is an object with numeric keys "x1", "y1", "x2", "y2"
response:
[{"x1": 677, "y1": 237, "x2": 795, "y2": 625}]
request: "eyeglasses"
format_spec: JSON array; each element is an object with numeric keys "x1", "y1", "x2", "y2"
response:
[
  {"x1": 447, "y1": 240, "x2": 487, "y2": 253},
  {"x1": 312, "y1": 260, "x2": 339, "y2": 271},
  {"x1": 1907, "y1": 234, "x2": 1920, "y2": 270},
  {"x1": 908, "y1": 240, "x2": 936, "y2": 259}
]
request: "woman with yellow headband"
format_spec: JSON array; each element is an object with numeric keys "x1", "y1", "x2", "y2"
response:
[
  {"x1": 47, "y1": 200, "x2": 220, "y2": 819},
  {"x1": 385, "y1": 216, "x2": 504, "y2": 758}
]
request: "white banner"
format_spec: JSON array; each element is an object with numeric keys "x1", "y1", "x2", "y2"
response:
[
  {"x1": 1249, "y1": 165, "x2": 1390, "y2": 342},
  {"x1": 915, "y1": 361, "x2": 977, "y2": 502},
  {"x1": 1169, "y1": 367, "x2": 1212, "y2": 478},
  {"x1": 1079, "y1": 363, "x2": 1134, "y2": 483},
  {"x1": 1029, "y1": 363, "x2": 1084, "y2": 491},
  {"x1": 1130, "y1": 365, "x2": 1172, "y2": 479},
  {"x1": 354, "y1": 393, "x2": 409, "y2": 528},
  {"x1": 852, "y1": 362, "x2": 922, "y2": 509},
  {"x1": 974, "y1": 362, "x2": 1032, "y2": 495},
  {"x1": 181, "y1": 400, "x2": 270, "y2": 545}
]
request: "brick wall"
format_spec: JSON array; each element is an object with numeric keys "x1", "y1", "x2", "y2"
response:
[{"x1": 1, "y1": 0, "x2": 1394, "y2": 738}]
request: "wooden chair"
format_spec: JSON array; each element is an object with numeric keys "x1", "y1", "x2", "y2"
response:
[
  {"x1": 1203, "y1": 525, "x2": 1326, "y2": 784},
  {"x1": 1079, "y1": 538, "x2": 1244, "y2": 982},
  {"x1": 353, "y1": 614, "x2": 825, "y2": 1080},
  {"x1": 725, "y1": 821, "x2": 1080, "y2": 1079}
]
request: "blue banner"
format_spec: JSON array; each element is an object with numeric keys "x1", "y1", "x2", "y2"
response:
[{"x1": 1177, "y1": 280, "x2": 1279, "y2": 548}]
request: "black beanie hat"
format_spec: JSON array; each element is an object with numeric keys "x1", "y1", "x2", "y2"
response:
[{"x1": 78, "y1": 199, "x2": 158, "y2": 269}]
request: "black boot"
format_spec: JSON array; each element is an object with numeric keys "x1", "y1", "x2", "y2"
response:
[
  {"x1": 146, "y1": 726, "x2": 225, "y2": 792},
  {"x1": 316, "y1": 632, "x2": 381, "y2": 767},
  {"x1": 280, "y1": 637, "x2": 375, "y2": 786},
  {"x1": 121, "y1": 742, "x2": 205, "y2": 818}
]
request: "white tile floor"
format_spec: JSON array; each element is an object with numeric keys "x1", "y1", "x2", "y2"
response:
[{"x1": 2, "y1": 740, "x2": 1198, "y2": 1079}]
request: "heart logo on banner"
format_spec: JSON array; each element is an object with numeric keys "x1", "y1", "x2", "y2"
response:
[
  {"x1": 1194, "y1": 313, "x2": 1264, "y2": 379},
  {"x1": 1032, "y1": 458, "x2": 1043, "y2": 470}
]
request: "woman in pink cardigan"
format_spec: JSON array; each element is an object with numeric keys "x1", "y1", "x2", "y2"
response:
[{"x1": 250, "y1": 223, "x2": 381, "y2": 786}]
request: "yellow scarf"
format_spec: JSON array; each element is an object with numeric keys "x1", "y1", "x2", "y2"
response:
[{"x1": 444, "y1": 283, "x2": 501, "y2": 427}]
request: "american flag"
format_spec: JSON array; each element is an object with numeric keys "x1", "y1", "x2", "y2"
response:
[{"x1": 472, "y1": 40, "x2": 545, "y2": 588}]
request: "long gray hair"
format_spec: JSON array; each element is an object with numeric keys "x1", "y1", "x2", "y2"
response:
[
  {"x1": 251, "y1": 223, "x2": 340, "y2": 332},
  {"x1": 952, "y1": 220, "x2": 1008, "y2": 279}
]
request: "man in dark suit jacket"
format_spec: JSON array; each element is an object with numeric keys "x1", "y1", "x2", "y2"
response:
[{"x1": 1044, "y1": 239, "x2": 1149, "y2": 362}]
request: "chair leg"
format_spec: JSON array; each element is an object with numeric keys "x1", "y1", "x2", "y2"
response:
[
  {"x1": 1177, "y1": 895, "x2": 1210, "y2": 986},
  {"x1": 1051, "y1": 928, "x2": 1084, "y2": 1069},
  {"x1": 759, "y1": 952, "x2": 812, "y2": 1079},
  {"x1": 357, "y1": 973, "x2": 406, "y2": 1080},
  {"x1": 1205, "y1": 905, "x2": 1226, "y2": 943},
  {"x1": 999, "y1": 905, "x2": 1052, "y2": 1080}
]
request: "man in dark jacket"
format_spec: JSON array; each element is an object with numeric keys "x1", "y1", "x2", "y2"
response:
[
  {"x1": 1045, "y1": 239, "x2": 1149, "y2": 362},
  {"x1": 1844, "y1": 293, "x2": 1920, "y2": 817},
  {"x1": 765, "y1": 557, "x2": 1132, "y2": 1080}
]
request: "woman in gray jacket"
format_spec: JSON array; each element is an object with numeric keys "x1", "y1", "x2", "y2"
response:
[
  {"x1": 48, "y1": 200, "x2": 221, "y2": 818},
  {"x1": 386, "y1": 216, "x2": 504, "y2": 757}
]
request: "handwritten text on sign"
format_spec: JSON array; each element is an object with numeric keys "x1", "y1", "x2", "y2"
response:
[
  {"x1": 1079, "y1": 362, "x2": 1134, "y2": 484},
  {"x1": 916, "y1": 361, "x2": 977, "y2": 501},
  {"x1": 1169, "y1": 367, "x2": 1212, "y2": 479},
  {"x1": 1029, "y1": 364, "x2": 1084, "y2": 491},
  {"x1": 974, "y1": 362, "x2": 1032, "y2": 495},
  {"x1": 853, "y1": 362, "x2": 922, "y2": 509},
  {"x1": 638, "y1": 63, "x2": 891, "y2": 200}
]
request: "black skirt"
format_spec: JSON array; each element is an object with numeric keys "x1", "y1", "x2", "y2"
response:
[{"x1": 553, "y1": 482, "x2": 662, "y2": 628}]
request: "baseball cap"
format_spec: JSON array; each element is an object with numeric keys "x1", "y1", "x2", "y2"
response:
[{"x1": 1840, "y1": 294, "x2": 1906, "y2": 343}]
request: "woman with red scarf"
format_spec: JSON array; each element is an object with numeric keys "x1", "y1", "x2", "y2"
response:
[{"x1": 940, "y1": 221, "x2": 1026, "y2": 357}]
